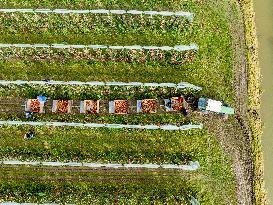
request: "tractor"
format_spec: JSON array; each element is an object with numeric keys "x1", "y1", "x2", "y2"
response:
[{"x1": 198, "y1": 97, "x2": 234, "y2": 118}]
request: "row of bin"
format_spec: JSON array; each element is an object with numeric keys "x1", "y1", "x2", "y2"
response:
[{"x1": 25, "y1": 97, "x2": 188, "y2": 115}]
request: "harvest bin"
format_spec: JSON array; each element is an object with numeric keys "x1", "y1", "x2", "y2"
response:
[
  {"x1": 52, "y1": 100, "x2": 73, "y2": 113},
  {"x1": 109, "y1": 100, "x2": 129, "y2": 114},
  {"x1": 137, "y1": 99, "x2": 157, "y2": 113},
  {"x1": 25, "y1": 99, "x2": 45, "y2": 113}
]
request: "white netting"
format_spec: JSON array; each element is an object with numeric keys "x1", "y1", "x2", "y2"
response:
[
  {"x1": 0, "y1": 120, "x2": 203, "y2": 130},
  {"x1": 0, "y1": 43, "x2": 199, "y2": 51},
  {"x1": 0, "y1": 9, "x2": 194, "y2": 21},
  {"x1": 0, "y1": 80, "x2": 202, "y2": 90},
  {"x1": 1, "y1": 160, "x2": 200, "y2": 170}
]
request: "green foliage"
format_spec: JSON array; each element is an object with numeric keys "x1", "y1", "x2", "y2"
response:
[
  {"x1": 0, "y1": 112, "x2": 193, "y2": 124},
  {"x1": 0, "y1": 47, "x2": 197, "y2": 65},
  {"x1": 0, "y1": 13, "x2": 191, "y2": 34},
  {"x1": 0, "y1": 83, "x2": 199, "y2": 100},
  {"x1": 0, "y1": 1, "x2": 234, "y2": 103},
  {"x1": 0, "y1": 175, "x2": 198, "y2": 204},
  {"x1": 0, "y1": 0, "x2": 240, "y2": 204},
  {"x1": 0, "y1": 126, "x2": 204, "y2": 164}
]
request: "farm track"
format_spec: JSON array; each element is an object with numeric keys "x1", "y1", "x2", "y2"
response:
[
  {"x1": 228, "y1": 1, "x2": 253, "y2": 204},
  {"x1": 190, "y1": 112, "x2": 253, "y2": 205}
]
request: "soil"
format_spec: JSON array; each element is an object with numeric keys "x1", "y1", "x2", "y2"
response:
[{"x1": 228, "y1": 2, "x2": 254, "y2": 204}]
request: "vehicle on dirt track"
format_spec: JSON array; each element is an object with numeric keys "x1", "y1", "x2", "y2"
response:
[{"x1": 198, "y1": 97, "x2": 234, "y2": 118}]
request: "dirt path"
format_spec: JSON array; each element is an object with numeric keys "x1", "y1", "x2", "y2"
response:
[
  {"x1": 194, "y1": 1, "x2": 254, "y2": 204},
  {"x1": 229, "y1": 2, "x2": 254, "y2": 204},
  {"x1": 230, "y1": 2, "x2": 258, "y2": 204},
  {"x1": 254, "y1": 0, "x2": 273, "y2": 202}
]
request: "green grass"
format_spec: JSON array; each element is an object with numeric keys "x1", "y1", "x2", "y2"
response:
[
  {"x1": 0, "y1": 0, "x2": 242, "y2": 204},
  {"x1": 0, "y1": 126, "x2": 202, "y2": 164},
  {"x1": 0, "y1": 125, "x2": 237, "y2": 204},
  {"x1": 0, "y1": 113, "x2": 194, "y2": 124},
  {"x1": 0, "y1": 166, "x2": 203, "y2": 204}
]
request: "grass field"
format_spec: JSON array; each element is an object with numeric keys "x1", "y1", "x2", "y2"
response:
[
  {"x1": 0, "y1": 126, "x2": 210, "y2": 164},
  {"x1": 0, "y1": 126, "x2": 236, "y2": 204},
  {"x1": 0, "y1": 0, "x2": 246, "y2": 204},
  {"x1": 0, "y1": 1, "x2": 234, "y2": 103},
  {"x1": 0, "y1": 165, "x2": 205, "y2": 204}
]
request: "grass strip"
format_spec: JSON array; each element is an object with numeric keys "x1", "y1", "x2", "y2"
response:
[
  {"x1": 0, "y1": 173, "x2": 201, "y2": 204},
  {"x1": 0, "y1": 126, "x2": 201, "y2": 164},
  {"x1": 0, "y1": 113, "x2": 193, "y2": 125},
  {"x1": 0, "y1": 12, "x2": 191, "y2": 33},
  {"x1": 0, "y1": 84, "x2": 200, "y2": 101}
]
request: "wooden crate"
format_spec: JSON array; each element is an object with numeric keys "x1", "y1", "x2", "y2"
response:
[
  {"x1": 109, "y1": 100, "x2": 129, "y2": 114},
  {"x1": 137, "y1": 99, "x2": 157, "y2": 113},
  {"x1": 52, "y1": 100, "x2": 73, "y2": 114},
  {"x1": 25, "y1": 99, "x2": 45, "y2": 113}
]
